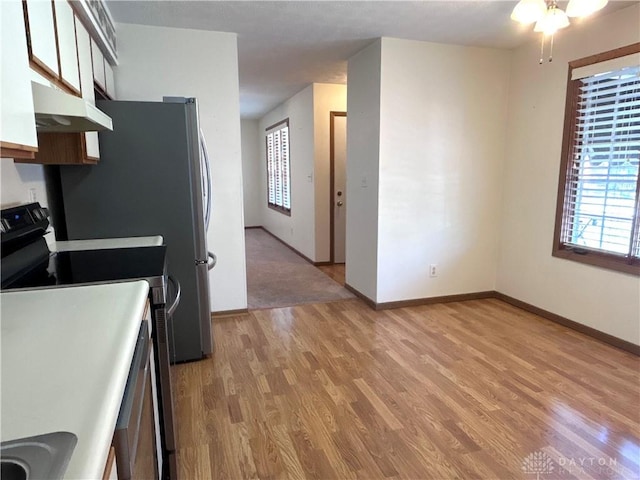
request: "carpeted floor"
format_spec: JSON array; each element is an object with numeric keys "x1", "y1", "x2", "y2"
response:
[{"x1": 245, "y1": 228, "x2": 354, "y2": 309}]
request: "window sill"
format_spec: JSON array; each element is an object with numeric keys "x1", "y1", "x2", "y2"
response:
[
  {"x1": 268, "y1": 204, "x2": 291, "y2": 217},
  {"x1": 552, "y1": 246, "x2": 640, "y2": 276}
]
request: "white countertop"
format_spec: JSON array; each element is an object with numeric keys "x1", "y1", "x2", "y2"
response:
[
  {"x1": 1, "y1": 281, "x2": 150, "y2": 479},
  {"x1": 48, "y1": 235, "x2": 163, "y2": 252}
]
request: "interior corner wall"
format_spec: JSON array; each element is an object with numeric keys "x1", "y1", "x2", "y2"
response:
[
  {"x1": 241, "y1": 119, "x2": 261, "y2": 227},
  {"x1": 312, "y1": 83, "x2": 347, "y2": 262},
  {"x1": 345, "y1": 40, "x2": 382, "y2": 301},
  {"x1": 497, "y1": 4, "x2": 640, "y2": 345},
  {"x1": 115, "y1": 22, "x2": 247, "y2": 312},
  {"x1": 258, "y1": 85, "x2": 316, "y2": 260},
  {"x1": 375, "y1": 38, "x2": 510, "y2": 304}
]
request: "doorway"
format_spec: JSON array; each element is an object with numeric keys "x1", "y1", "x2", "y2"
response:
[{"x1": 330, "y1": 111, "x2": 347, "y2": 265}]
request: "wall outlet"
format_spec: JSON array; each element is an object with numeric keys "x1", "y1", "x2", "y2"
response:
[
  {"x1": 28, "y1": 188, "x2": 37, "y2": 203},
  {"x1": 429, "y1": 264, "x2": 438, "y2": 277}
]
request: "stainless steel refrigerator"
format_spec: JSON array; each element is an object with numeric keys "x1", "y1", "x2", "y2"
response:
[{"x1": 53, "y1": 98, "x2": 214, "y2": 363}]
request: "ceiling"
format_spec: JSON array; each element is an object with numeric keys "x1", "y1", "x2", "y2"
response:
[{"x1": 107, "y1": 1, "x2": 634, "y2": 119}]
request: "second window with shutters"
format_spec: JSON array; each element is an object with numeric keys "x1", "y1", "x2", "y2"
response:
[{"x1": 266, "y1": 119, "x2": 291, "y2": 215}]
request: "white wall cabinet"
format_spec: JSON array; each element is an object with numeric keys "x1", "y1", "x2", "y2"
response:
[
  {"x1": 76, "y1": 19, "x2": 100, "y2": 160},
  {"x1": 7, "y1": 0, "x2": 116, "y2": 164},
  {"x1": 0, "y1": 0, "x2": 38, "y2": 159},
  {"x1": 54, "y1": 0, "x2": 81, "y2": 93},
  {"x1": 105, "y1": 62, "x2": 116, "y2": 99},
  {"x1": 24, "y1": 0, "x2": 59, "y2": 78},
  {"x1": 91, "y1": 38, "x2": 107, "y2": 92}
]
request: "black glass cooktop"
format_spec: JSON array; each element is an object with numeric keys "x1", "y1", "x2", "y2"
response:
[{"x1": 2, "y1": 243, "x2": 167, "y2": 290}]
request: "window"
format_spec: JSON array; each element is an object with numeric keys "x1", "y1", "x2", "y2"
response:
[
  {"x1": 554, "y1": 44, "x2": 640, "y2": 275},
  {"x1": 266, "y1": 119, "x2": 291, "y2": 215}
]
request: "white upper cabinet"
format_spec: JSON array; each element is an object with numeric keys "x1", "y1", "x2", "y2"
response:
[
  {"x1": 54, "y1": 0, "x2": 80, "y2": 93},
  {"x1": 75, "y1": 18, "x2": 100, "y2": 160},
  {"x1": 24, "y1": 0, "x2": 59, "y2": 77},
  {"x1": 105, "y1": 61, "x2": 116, "y2": 99},
  {"x1": 91, "y1": 38, "x2": 106, "y2": 92},
  {"x1": 0, "y1": 0, "x2": 38, "y2": 155},
  {"x1": 75, "y1": 19, "x2": 93, "y2": 101}
]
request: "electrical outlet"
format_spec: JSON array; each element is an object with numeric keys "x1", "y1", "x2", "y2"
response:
[
  {"x1": 429, "y1": 264, "x2": 438, "y2": 277},
  {"x1": 28, "y1": 188, "x2": 37, "y2": 203}
]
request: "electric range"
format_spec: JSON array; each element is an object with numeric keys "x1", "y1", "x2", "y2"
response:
[{"x1": 0, "y1": 202, "x2": 178, "y2": 480}]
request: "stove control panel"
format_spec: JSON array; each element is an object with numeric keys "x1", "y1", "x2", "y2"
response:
[{"x1": 0, "y1": 203, "x2": 50, "y2": 253}]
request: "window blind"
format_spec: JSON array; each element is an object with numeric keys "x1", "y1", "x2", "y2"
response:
[
  {"x1": 563, "y1": 64, "x2": 640, "y2": 258},
  {"x1": 265, "y1": 120, "x2": 291, "y2": 213}
]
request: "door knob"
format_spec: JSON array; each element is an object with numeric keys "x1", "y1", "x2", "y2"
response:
[{"x1": 337, "y1": 201, "x2": 344, "y2": 207}]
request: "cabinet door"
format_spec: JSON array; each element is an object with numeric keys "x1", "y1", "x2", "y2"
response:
[
  {"x1": 24, "y1": 0, "x2": 59, "y2": 77},
  {"x1": 91, "y1": 38, "x2": 106, "y2": 92},
  {"x1": 105, "y1": 61, "x2": 116, "y2": 99},
  {"x1": 75, "y1": 19, "x2": 100, "y2": 160},
  {"x1": 0, "y1": 0, "x2": 37, "y2": 158},
  {"x1": 53, "y1": 0, "x2": 80, "y2": 94}
]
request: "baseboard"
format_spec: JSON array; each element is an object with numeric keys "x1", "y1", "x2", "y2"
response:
[
  {"x1": 493, "y1": 292, "x2": 640, "y2": 356},
  {"x1": 343, "y1": 284, "x2": 493, "y2": 311},
  {"x1": 344, "y1": 282, "x2": 377, "y2": 309},
  {"x1": 211, "y1": 308, "x2": 249, "y2": 318},
  {"x1": 377, "y1": 291, "x2": 496, "y2": 310},
  {"x1": 244, "y1": 225, "x2": 262, "y2": 230}
]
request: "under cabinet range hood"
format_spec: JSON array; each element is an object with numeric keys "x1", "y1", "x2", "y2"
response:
[{"x1": 31, "y1": 82, "x2": 113, "y2": 132}]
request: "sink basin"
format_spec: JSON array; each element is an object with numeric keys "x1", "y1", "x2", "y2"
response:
[
  {"x1": 1, "y1": 432, "x2": 77, "y2": 480},
  {"x1": 1, "y1": 461, "x2": 28, "y2": 480}
]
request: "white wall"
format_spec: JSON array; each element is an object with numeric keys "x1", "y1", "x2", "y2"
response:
[
  {"x1": 0, "y1": 161, "x2": 48, "y2": 208},
  {"x1": 345, "y1": 40, "x2": 382, "y2": 300},
  {"x1": 346, "y1": 38, "x2": 510, "y2": 304},
  {"x1": 258, "y1": 85, "x2": 316, "y2": 258},
  {"x1": 497, "y1": 4, "x2": 640, "y2": 345},
  {"x1": 115, "y1": 23, "x2": 247, "y2": 312},
  {"x1": 376, "y1": 38, "x2": 511, "y2": 303},
  {"x1": 241, "y1": 119, "x2": 261, "y2": 227},
  {"x1": 313, "y1": 83, "x2": 347, "y2": 261}
]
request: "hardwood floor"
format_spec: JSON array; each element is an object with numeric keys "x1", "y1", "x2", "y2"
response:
[
  {"x1": 317, "y1": 264, "x2": 345, "y2": 286},
  {"x1": 173, "y1": 298, "x2": 640, "y2": 479}
]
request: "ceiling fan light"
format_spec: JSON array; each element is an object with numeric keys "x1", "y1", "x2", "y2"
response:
[
  {"x1": 511, "y1": 0, "x2": 547, "y2": 24},
  {"x1": 566, "y1": 0, "x2": 609, "y2": 17},
  {"x1": 534, "y1": 6, "x2": 570, "y2": 34}
]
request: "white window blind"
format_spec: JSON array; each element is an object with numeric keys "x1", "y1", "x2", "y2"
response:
[
  {"x1": 562, "y1": 64, "x2": 640, "y2": 259},
  {"x1": 266, "y1": 120, "x2": 291, "y2": 213}
]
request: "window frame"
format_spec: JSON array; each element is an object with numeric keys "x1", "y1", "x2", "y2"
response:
[
  {"x1": 553, "y1": 43, "x2": 640, "y2": 276},
  {"x1": 265, "y1": 118, "x2": 292, "y2": 216}
]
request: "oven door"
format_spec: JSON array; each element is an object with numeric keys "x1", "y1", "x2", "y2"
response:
[
  {"x1": 151, "y1": 275, "x2": 180, "y2": 479},
  {"x1": 114, "y1": 321, "x2": 158, "y2": 480}
]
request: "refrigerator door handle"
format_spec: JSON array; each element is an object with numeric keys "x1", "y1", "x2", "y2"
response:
[
  {"x1": 199, "y1": 129, "x2": 212, "y2": 230},
  {"x1": 207, "y1": 251, "x2": 217, "y2": 271}
]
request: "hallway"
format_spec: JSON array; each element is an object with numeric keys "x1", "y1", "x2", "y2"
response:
[{"x1": 245, "y1": 228, "x2": 353, "y2": 309}]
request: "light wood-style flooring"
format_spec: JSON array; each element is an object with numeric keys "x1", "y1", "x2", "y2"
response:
[
  {"x1": 317, "y1": 264, "x2": 346, "y2": 286},
  {"x1": 174, "y1": 298, "x2": 640, "y2": 479}
]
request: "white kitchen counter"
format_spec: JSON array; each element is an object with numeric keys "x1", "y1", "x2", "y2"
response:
[
  {"x1": 48, "y1": 235, "x2": 163, "y2": 252},
  {"x1": 1, "y1": 281, "x2": 150, "y2": 479}
]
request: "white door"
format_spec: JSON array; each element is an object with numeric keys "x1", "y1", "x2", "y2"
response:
[{"x1": 332, "y1": 113, "x2": 347, "y2": 263}]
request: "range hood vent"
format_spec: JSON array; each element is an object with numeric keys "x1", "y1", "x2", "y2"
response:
[{"x1": 31, "y1": 82, "x2": 113, "y2": 132}]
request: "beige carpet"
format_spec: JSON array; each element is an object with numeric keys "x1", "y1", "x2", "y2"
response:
[{"x1": 245, "y1": 228, "x2": 354, "y2": 309}]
